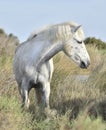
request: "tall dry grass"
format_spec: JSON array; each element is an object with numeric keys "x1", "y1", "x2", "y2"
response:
[
  {"x1": 50, "y1": 46, "x2": 106, "y2": 119},
  {"x1": 0, "y1": 42, "x2": 106, "y2": 130}
]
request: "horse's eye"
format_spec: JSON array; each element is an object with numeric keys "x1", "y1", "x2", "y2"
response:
[
  {"x1": 74, "y1": 38, "x2": 82, "y2": 44},
  {"x1": 77, "y1": 40, "x2": 82, "y2": 44}
]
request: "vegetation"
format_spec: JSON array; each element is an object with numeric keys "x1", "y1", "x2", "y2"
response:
[
  {"x1": 0, "y1": 31, "x2": 106, "y2": 130},
  {"x1": 85, "y1": 37, "x2": 106, "y2": 49},
  {"x1": 0, "y1": 28, "x2": 5, "y2": 34}
]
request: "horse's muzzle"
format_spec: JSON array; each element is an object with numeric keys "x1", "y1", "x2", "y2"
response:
[{"x1": 80, "y1": 60, "x2": 90, "y2": 69}]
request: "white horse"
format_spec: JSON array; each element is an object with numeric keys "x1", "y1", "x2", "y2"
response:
[{"x1": 13, "y1": 22, "x2": 90, "y2": 110}]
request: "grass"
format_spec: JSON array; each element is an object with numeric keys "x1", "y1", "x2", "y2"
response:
[
  {"x1": 0, "y1": 96, "x2": 34, "y2": 130},
  {"x1": 0, "y1": 45, "x2": 106, "y2": 130},
  {"x1": 71, "y1": 114, "x2": 106, "y2": 130}
]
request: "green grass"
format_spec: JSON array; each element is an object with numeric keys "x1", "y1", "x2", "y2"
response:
[
  {"x1": 0, "y1": 46, "x2": 106, "y2": 130},
  {"x1": 0, "y1": 96, "x2": 106, "y2": 130},
  {"x1": 72, "y1": 114, "x2": 106, "y2": 130},
  {"x1": 0, "y1": 96, "x2": 36, "y2": 130}
]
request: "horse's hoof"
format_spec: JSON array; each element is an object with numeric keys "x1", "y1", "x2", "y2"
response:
[{"x1": 44, "y1": 108, "x2": 57, "y2": 117}]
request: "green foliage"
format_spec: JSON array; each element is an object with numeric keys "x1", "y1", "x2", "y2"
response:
[
  {"x1": 85, "y1": 37, "x2": 106, "y2": 49},
  {"x1": 8, "y1": 33, "x2": 13, "y2": 37},
  {"x1": 72, "y1": 114, "x2": 106, "y2": 130},
  {"x1": 0, "y1": 28, "x2": 5, "y2": 34},
  {"x1": 0, "y1": 96, "x2": 106, "y2": 130},
  {"x1": 0, "y1": 96, "x2": 34, "y2": 130}
]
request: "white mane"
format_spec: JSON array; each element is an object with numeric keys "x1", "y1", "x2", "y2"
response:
[{"x1": 27, "y1": 22, "x2": 84, "y2": 42}]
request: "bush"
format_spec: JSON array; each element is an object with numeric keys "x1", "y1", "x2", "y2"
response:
[
  {"x1": 0, "y1": 28, "x2": 5, "y2": 34},
  {"x1": 85, "y1": 37, "x2": 106, "y2": 49}
]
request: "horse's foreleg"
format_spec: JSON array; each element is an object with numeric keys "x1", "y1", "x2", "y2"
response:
[
  {"x1": 35, "y1": 81, "x2": 50, "y2": 109},
  {"x1": 42, "y1": 82, "x2": 57, "y2": 116},
  {"x1": 43, "y1": 82, "x2": 50, "y2": 109}
]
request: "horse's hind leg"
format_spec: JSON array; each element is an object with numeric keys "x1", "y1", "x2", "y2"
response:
[{"x1": 20, "y1": 78, "x2": 30, "y2": 108}]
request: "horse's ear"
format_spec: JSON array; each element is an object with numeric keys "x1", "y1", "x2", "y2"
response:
[{"x1": 71, "y1": 25, "x2": 82, "y2": 33}]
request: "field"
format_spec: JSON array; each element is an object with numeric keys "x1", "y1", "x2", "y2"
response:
[{"x1": 0, "y1": 32, "x2": 106, "y2": 130}]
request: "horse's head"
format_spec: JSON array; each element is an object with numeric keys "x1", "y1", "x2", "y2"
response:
[{"x1": 63, "y1": 25, "x2": 90, "y2": 69}]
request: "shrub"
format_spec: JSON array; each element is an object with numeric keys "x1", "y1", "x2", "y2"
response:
[
  {"x1": 85, "y1": 37, "x2": 106, "y2": 49},
  {"x1": 0, "y1": 28, "x2": 5, "y2": 34}
]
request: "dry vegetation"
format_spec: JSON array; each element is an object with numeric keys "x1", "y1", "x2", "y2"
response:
[{"x1": 0, "y1": 29, "x2": 106, "y2": 130}]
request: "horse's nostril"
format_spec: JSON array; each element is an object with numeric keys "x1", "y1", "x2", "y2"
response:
[
  {"x1": 80, "y1": 61, "x2": 87, "y2": 69},
  {"x1": 80, "y1": 60, "x2": 90, "y2": 69}
]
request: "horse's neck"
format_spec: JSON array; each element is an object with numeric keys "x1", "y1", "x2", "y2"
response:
[{"x1": 37, "y1": 41, "x2": 63, "y2": 70}]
